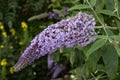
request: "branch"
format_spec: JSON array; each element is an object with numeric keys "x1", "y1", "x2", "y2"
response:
[
  {"x1": 95, "y1": 26, "x2": 119, "y2": 30},
  {"x1": 28, "y1": 13, "x2": 49, "y2": 21}
]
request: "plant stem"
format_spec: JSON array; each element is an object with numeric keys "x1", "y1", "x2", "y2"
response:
[
  {"x1": 95, "y1": 26, "x2": 119, "y2": 30},
  {"x1": 86, "y1": 0, "x2": 109, "y2": 37}
]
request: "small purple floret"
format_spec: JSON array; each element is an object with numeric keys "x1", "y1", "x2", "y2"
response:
[{"x1": 48, "y1": 12, "x2": 60, "y2": 19}]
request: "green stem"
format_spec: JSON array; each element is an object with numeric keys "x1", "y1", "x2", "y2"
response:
[
  {"x1": 86, "y1": 0, "x2": 109, "y2": 37},
  {"x1": 95, "y1": 26, "x2": 119, "y2": 30}
]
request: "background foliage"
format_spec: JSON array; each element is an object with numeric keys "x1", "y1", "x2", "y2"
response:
[{"x1": 0, "y1": 0, "x2": 120, "y2": 80}]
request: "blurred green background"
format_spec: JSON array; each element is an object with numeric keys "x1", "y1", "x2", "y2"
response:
[{"x1": 0, "y1": 0, "x2": 120, "y2": 80}]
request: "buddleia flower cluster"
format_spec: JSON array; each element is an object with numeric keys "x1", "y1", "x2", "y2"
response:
[
  {"x1": 48, "y1": 12, "x2": 60, "y2": 19},
  {"x1": 13, "y1": 12, "x2": 97, "y2": 77},
  {"x1": 47, "y1": 55, "x2": 66, "y2": 78},
  {"x1": 48, "y1": 7, "x2": 70, "y2": 20}
]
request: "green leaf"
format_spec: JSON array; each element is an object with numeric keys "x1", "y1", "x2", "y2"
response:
[
  {"x1": 90, "y1": 0, "x2": 97, "y2": 7},
  {"x1": 70, "y1": 50, "x2": 75, "y2": 67},
  {"x1": 69, "y1": 48, "x2": 84, "y2": 67},
  {"x1": 110, "y1": 35, "x2": 120, "y2": 42},
  {"x1": 114, "y1": 45, "x2": 120, "y2": 56},
  {"x1": 115, "y1": 19, "x2": 120, "y2": 31},
  {"x1": 69, "y1": 4, "x2": 90, "y2": 10},
  {"x1": 86, "y1": 39, "x2": 107, "y2": 60},
  {"x1": 86, "y1": 50, "x2": 101, "y2": 72},
  {"x1": 104, "y1": 0, "x2": 114, "y2": 10},
  {"x1": 96, "y1": 64, "x2": 106, "y2": 72},
  {"x1": 90, "y1": 35, "x2": 108, "y2": 39},
  {"x1": 97, "y1": 14, "x2": 104, "y2": 24},
  {"x1": 8, "y1": 21, "x2": 13, "y2": 28},
  {"x1": 106, "y1": 29, "x2": 114, "y2": 36},
  {"x1": 95, "y1": 0, "x2": 104, "y2": 10},
  {"x1": 97, "y1": 10, "x2": 117, "y2": 17},
  {"x1": 75, "y1": 48, "x2": 84, "y2": 65},
  {"x1": 53, "y1": 52, "x2": 60, "y2": 62},
  {"x1": 91, "y1": 35, "x2": 120, "y2": 42},
  {"x1": 69, "y1": 65, "x2": 89, "y2": 78},
  {"x1": 102, "y1": 44, "x2": 118, "y2": 79}
]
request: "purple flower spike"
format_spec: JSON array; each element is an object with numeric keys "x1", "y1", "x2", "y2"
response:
[
  {"x1": 13, "y1": 12, "x2": 97, "y2": 72},
  {"x1": 48, "y1": 12, "x2": 60, "y2": 19},
  {"x1": 47, "y1": 54, "x2": 55, "y2": 69},
  {"x1": 51, "y1": 64, "x2": 66, "y2": 79},
  {"x1": 63, "y1": 7, "x2": 71, "y2": 14}
]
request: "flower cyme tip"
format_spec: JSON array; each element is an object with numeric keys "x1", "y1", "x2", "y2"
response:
[{"x1": 14, "y1": 12, "x2": 97, "y2": 72}]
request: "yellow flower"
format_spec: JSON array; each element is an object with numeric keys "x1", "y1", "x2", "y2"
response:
[
  {"x1": 0, "y1": 22, "x2": 4, "y2": 30},
  {"x1": 0, "y1": 25, "x2": 4, "y2": 30},
  {"x1": 0, "y1": 45, "x2": 4, "y2": 48},
  {"x1": 0, "y1": 59, "x2": 7, "y2": 66},
  {"x1": 2, "y1": 31, "x2": 7, "y2": 38},
  {"x1": 10, "y1": 46, "x2": 13, "y2": 49},
  {"x1": 10, "y1": 28, "x2": 15, "y2": 36},
  {"x1": 9, "y1": 67, "x2": 14, "y2": 74},
  {"x1": 19, "y1": 41, "x2": 24, "y2": 45},
  {"x1": 21, "y1": 21, "x2": 28, "y2": 31}
]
